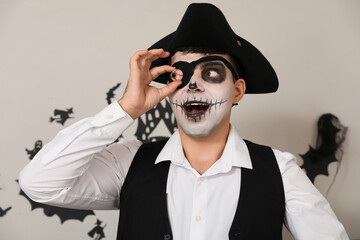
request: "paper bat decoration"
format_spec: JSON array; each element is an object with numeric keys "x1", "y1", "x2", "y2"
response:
[
  {"x1": 106, "y1": 82, "x2": 121, "y2": 104},
  {"x1": 300, "y1": 113, "x2": 348, "y2": 183},
  {"x1": 17, "y1": 182, "x2": 94, "y2": 224}
]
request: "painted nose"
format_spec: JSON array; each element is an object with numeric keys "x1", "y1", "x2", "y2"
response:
[{"x1": 187, "y1": 81, "x2": 204, "y2": 93}]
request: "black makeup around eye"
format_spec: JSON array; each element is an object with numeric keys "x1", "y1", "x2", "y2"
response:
[
  {"x1": 170, "y1": 55, "x2": 237, "y2": 89},
  {"x1": 199, "y1": 61, "x2": 227, "y2": 83}
]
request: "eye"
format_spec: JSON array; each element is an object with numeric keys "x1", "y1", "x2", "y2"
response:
[
  {"x1": 206, "y1": 70, "x2": 219, "y2": 78},
  {"x1": 201, "y1": 64, "x2": 226, "y2": 83}
]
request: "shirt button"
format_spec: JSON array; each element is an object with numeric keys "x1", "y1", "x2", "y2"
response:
[
  {"x1": 195, "y1": 216, "x2": 201, "y2": 221},
  {"x1": 199, "y1": 177, "x2": 205, "y2": 182},
  {"x1": 106, "y1": 114, "x2": 114, "y2": 119}
]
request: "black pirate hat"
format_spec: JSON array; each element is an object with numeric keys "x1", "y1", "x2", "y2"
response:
[{"x1": 149, "y1": 3, "x2": 278, "y2": 94}]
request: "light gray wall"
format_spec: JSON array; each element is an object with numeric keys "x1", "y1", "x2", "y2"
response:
[{"x1": 1, "y1": 0, "x2": 359, "y2": 239}]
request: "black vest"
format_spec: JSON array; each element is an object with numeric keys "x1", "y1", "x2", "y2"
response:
[{"x1": 117, "y1": 139, "x2": 285, "y2": 240}]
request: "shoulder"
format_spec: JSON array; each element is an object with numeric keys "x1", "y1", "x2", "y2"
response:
[
  {"x1": 244, "y1": 140, "x2": 300, "y2": 177},
  {"x1": 271, "y1": 148, "x2": 300, "y2": 175}
]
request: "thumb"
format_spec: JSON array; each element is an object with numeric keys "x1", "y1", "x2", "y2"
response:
[{"x1": 158, "y1": 80, "x2": 182, "y2": 101}]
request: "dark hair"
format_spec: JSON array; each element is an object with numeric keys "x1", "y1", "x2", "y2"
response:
[{"x1": 170, "y1": 46, "x2": 244, "y2": 81}]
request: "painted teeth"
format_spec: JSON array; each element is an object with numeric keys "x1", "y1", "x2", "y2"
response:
[
  {"x1": 189, "y1": 103, "x2": 206, "y2": 106},
  {"x1": 169, "y1": 99, "x2": 227, "y2": 109}
]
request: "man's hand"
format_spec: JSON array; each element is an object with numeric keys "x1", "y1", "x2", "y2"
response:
[{"x1": 118, "y1": 49, "x2": 182, "y2": 119}]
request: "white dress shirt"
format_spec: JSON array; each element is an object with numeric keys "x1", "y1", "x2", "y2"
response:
[{"x1": 19, "y1": 101, "x2": 349, "y2": 240}]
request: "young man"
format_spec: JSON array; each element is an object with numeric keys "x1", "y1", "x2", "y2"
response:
[{"x1": 19, "y1": 3, "x2": 348, "y2": 240}]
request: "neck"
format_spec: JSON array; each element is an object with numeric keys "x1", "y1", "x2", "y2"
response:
[{"x1": 179, "y1": 123, "x2": 231, "y2": 175}]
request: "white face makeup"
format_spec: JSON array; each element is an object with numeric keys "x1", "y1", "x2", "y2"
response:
[{"x1": 168, "y1": 52, "x2": 237, "y2": 137}]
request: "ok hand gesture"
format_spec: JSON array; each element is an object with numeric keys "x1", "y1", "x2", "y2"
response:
[{"x1": 118, "y1": 49, "x2": 182, "y2": 119}]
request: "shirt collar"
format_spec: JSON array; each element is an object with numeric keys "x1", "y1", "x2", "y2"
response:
[{"x1": 155, "y1": 125, "x2": 253, "y2": 170}]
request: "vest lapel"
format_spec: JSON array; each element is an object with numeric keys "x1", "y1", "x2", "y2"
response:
[{"x1": 229, "y1": 140, "x2": 285, "y2": 240}]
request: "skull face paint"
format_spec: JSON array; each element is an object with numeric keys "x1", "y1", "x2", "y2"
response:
[
  {"x1": 168, "y1": 53, "x2": 238, "y2": 137},
  {"x1": 169, "y1": 55, "x2": 239, "y2": 89}
]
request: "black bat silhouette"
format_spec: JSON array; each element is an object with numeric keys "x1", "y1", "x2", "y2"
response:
[
  {"x1": 300, "y1": 113, "x2": 347, "y2": 183},
  {"x1": 106, "y1": 83, "x2": 121, "y2": 104},
  {"x1": 17, "y1": 181, "x2": 94, "y2": 224},
  {"x1": 300, "y1": 146, "x2": 339, "y2": 183}
]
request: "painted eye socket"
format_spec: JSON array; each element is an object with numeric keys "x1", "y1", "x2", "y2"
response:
[
  {"x1": 201, "y1": 64, "x2": 226, "y2": 83},
  {"x1": 170, "y1": 69, "x2": 184, "y2": 81}
]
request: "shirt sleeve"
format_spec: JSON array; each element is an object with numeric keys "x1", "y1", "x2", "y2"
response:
[
  {"x1": 273, "y1": 149, "x2": 349, "y2": 240},
  {"x1": 19, "y1": 101, "x2": 142, "y2": 210}
]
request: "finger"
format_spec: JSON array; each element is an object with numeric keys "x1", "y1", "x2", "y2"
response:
[
  {"x1": 140, "y1": 49, "x2": 163, "y2": 62},
  {"x1": 149, "y1": 65, "x2": 175, "y2": 83},
  {"x1": 129, "y1": 50, "x2": 149, "y2": 68},
  {"x1": 142, "y1": 49, "x2": 170, "y2": 66},
  {"x1": 148, "y1": 49, "x2": 170, "y2": 60},
  {"x1": 131, "y1": 50, "x2": 149, "y2": 60},
  {"x1": 148, "y1": 48, "x2": 165, "y2": 54},
  {"x1": 136, "y1": 49, "x2": 150, "y2": 56},
  {"x1": 158, "y1": 80, "x2": 182, "y2": 101}
]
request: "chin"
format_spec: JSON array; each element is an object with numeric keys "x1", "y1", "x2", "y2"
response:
[
  {"x1": 182, "y1": 127, "x2": 212, "y2": 137},
  {"x1": 178, "y1": 119, "x2": 220, "y2": 137}
]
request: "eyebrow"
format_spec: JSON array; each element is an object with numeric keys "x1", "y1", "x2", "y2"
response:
[
  {"x1": 190, "y1": 56, "x2": 238, "y2": 79},
  {"x1": 198, "y1": 61, "x2": 226, "y2": 69}
]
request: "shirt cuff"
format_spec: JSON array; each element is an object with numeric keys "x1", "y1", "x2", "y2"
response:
[{"x1": 89, "y1": 101, "x2": 135, "y2": 138}]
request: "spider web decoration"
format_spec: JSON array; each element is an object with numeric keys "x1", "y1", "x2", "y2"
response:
[
  {"x1": 106, "y1": 82, "x2": 121, "y2": 104},
  {"x1": 135, "y1": 100, "x2": 177, "y2": 142}
]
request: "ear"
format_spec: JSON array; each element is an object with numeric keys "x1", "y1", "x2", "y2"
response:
[{"x1": 233, "y1": 78, "x2": 246, "y2": 104}]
